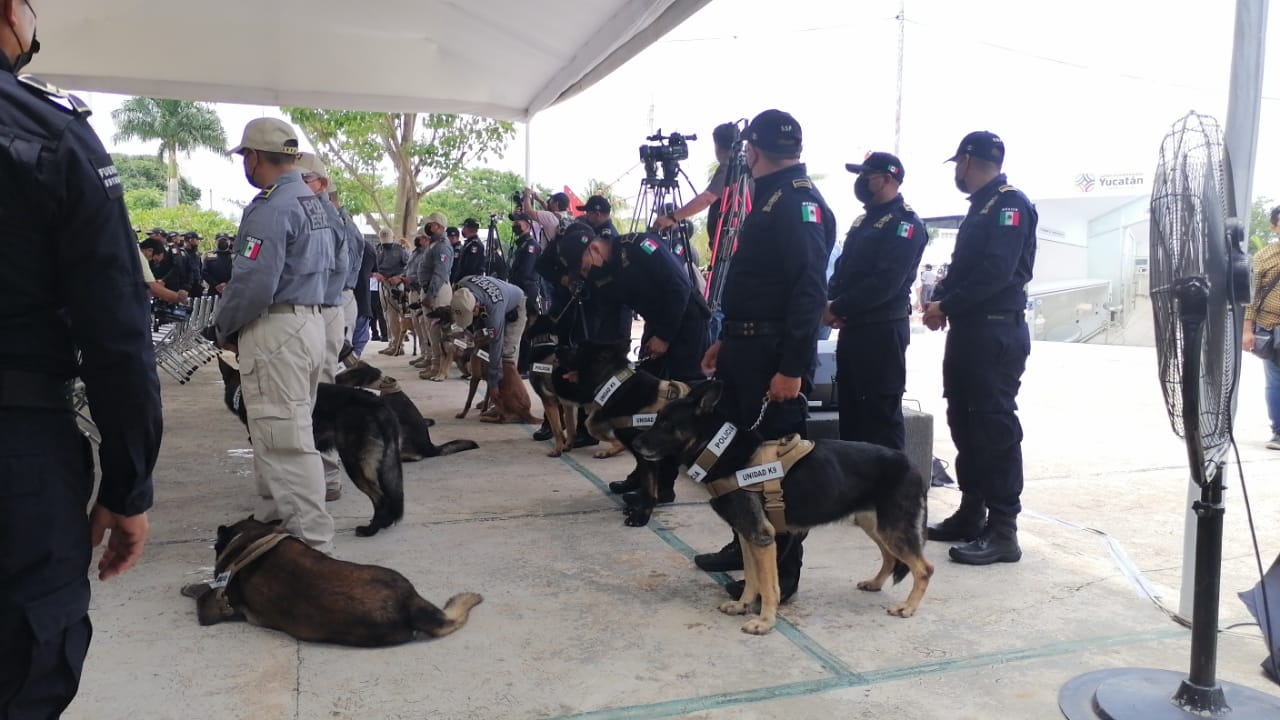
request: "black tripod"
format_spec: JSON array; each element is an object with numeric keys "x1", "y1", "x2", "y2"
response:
[
  {"x1": 630, "y1": 130, "x2": 702, "y2": 292},
  {"x1": 704, "y1": 126, "x2": 752, "y2": 316},
  {"x1": 484, "y1": 216, "x2": 507, "y2": 280}
]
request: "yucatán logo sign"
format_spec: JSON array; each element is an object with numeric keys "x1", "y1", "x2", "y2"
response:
[{"x1": 1075, "y1": 172, "x2": 1144, "y2": 193}]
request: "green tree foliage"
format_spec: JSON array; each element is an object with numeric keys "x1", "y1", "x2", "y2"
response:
[
  {"x1": 282, "y1": 109, "x2": 516, "y2": 240},
  {"x1": 1249, "y1": 196, "x2": 1275, "y2": 254},
  {"x1": 128, "y1": 206, "x2": 239, "y2": 252},
  {"x1": 423, "y1": 168, "x2": 554, "y2": 244},
  {"x1": 111, "y1": 98, "x2": 227, "y2": 208},
  {"x1": 113, "y1": 154, "x2": 201, "y2": 205},
  {"x1": 583, "y1": 178, "x2": 631, "y2": 215}
]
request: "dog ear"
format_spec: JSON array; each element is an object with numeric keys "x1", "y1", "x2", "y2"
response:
[
  {"x1": 696, "y1": 380, "x2": 723, "y2": 416},
  {"x1": 267, "y1": 519, "x2": 284, "y2": 527}
]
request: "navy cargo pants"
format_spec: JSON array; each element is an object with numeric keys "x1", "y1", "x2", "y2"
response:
[
  {"x1": 1, "y1": 409, "x2": 94, "y2": 719},
  {"x1": 835, "y1": 317, "x2": 910, "y2": 451},
  {"x1": 942, "y1": 316, "x2": 1030, "y2": 520}
]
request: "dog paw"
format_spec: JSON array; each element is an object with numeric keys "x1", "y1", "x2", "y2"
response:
[
  {"x1": 623, "y1": 507, "x2": 652, "y2": 527},
  {"x1": 856, "y1": 580, "x2": 884, "y2": 592},
  {"x1": 741, "y1": 617, "x2": 776, "y2": 635},
  {"x1": 455, "y1": 411, "x2": 467, "y2": 419},
  {"x1": 355, "y1": 525, "x2": 378, "y2": 537},
  {"x1": 886, "y1": 603, "x2": 916, "y2": 618},
  {"x1": 545, "y1": 448, "x2": 563, "y2": 458},
  {"x1": 719, "y1": 600, "x2": 751, "y2": 616},
  {"x1": 592, "y1": 449, "x2": 612, "y2": 459}
]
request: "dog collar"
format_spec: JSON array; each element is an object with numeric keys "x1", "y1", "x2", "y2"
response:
[
  {"x1": 686, "y1": 422, "x2": 739, "y2": 482},
  {"x1": 592, "y1": 367, "x2": 635, "y2": 406}
]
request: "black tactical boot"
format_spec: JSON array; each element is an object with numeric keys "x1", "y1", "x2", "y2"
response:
[
  {"x1": 725, "y1": 532, "x2": 803, "y2": 604},
  {"x1": 949, "y1": 513, "x2": 1022, "y2": 565},
  {"x1": 532, "y1": 419, "x2": 553, "y2": 442},
  {"x1": 694, "y1": 537, "x2": 744, "y2": 572},
  {"x1": 927, "y1": 492, "x2": 987, "y2": 542}
]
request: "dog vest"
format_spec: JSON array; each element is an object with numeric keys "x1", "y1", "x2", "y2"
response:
[
  {"x1": 591, "y1": 367, "x2": 635, "y2": 407},
  {"x1": 205, "y1": 531, "x2": 292, "y2": 619},
  {"x1": 529, "y1": 333, "x2": 559, "y2": 376},
  {"x1": 699, "y1": 433, "x2": 816, "y2": 535},
  {"x1": 608, "y1": 380, "x2": 691, "y2": 429}
]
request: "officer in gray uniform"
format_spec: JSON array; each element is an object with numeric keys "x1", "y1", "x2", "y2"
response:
[
  {"x1": 416, "y1": 212, "x2": 454, "y2": 381},
  {"x1": 297, "y1": 152, "x2": 350, "y2": 502},
  {"x1": 403, "y1": 231, "x2": 429, "y2": 363},
  {"x1": 451, "y1": 275, "x2": 527, "y2": 414},
  {"x1": 214, "y1": 118, "x2": 335, "y2": 554},
  {"x1": 339, "y1": 197, "x2": 364, "y2": 344},
  {"x1": 373, "y1": 230, "x2": 411, "y2": 355}
]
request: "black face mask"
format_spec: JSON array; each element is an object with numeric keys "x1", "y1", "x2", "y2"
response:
[
  {"x1": 853, "y1": 176, "x2": 876, "y2": 204},
  {"x1": 11, "y1": 1, "x2": 38, "y2": 73},
  {"x1": 510, "y1": 224, "x2": 522, "y2": 237},
  {"x1": 954, "y1": 176, "x2": 969, "y2": 194}
]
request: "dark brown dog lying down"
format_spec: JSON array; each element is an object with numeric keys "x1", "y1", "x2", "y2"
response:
[{"x1": 182, "y1": 517, "x2": 483, "y2": 647}]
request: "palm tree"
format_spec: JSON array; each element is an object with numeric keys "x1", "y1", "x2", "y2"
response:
[{"x1": 112, "y1": 98, "x2": 228, "y2": 208}]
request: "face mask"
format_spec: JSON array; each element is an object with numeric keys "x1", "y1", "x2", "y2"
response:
[
  {"x1": 243, "y1": 152, "x2": 261, "y2": 188},
  {"x1": 954, "y1": 159, "x2": 969, "y2": 194},
  {"x1": 511, "y1": 224, "x2": 522, "y2": 236},
  {"x1": 853, "y1": 176, "x2": 876, "y2": 204},
  {"x1": 11, "y1": 1, "x2": 38, "y2": 73}
]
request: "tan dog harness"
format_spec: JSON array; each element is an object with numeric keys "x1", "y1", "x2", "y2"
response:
[
  {"x1": 701, "y1": 434, "x2": 816, "y2": 535},
  {"x1": 206, "y1": 531, "x2": 291, "y2": 618},
  {"x1": 608, "y1": 380, "x2": 691, "y2": 429}
]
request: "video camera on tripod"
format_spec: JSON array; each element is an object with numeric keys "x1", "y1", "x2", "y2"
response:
[{"x1": 638, "y1": 130, "x2": 696, "y2": 181}]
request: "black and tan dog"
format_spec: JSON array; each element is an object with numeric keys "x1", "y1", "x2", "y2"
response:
[
  {"x1": 425, "y1": 307, "x2": 539, "y2": 425},
  {"x1": 524, "y1": 314, "x2": 581, "y2": 458},
  {"x1": 555, "y1": 339, "x2": 693, "y2": 527},
  {"x1": 333, "y1": 362, "x2": 479, "y2": 461},
  {"x1": 632, "y1": 380, "x2": 933, "y2": 635},
  {"x1": 182, "y1": 516, "x2": 482, "y2": 646},
  {"x1": 217, "y1": 355, "x2": 404, "y2": 537}
]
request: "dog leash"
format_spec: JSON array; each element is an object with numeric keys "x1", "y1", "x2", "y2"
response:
[{"x1": 746, "y1": 392, "x2": 810, "y2": 432}]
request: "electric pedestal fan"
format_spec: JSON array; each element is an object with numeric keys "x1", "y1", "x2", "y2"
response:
[{"x1": 1058, "y1": 112, "x2": 1280, "y2": 718}]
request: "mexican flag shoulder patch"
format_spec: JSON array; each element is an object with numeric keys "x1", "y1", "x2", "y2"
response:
[
  {"x1": 639, "y1": 238, "x2": 660, "y2": 254},
  {"x1": 238, "y1": 236, "x2": 263, "y2": 260},
  {"x1": 998, "y1": 208, "x2": 1021, "y2": 227},
  {"x1": 896, "y1": 221, "x2": 915, "y2": 239},
  {"x1": 800, "y1": 202, "x2": 821, "y2": 223}
]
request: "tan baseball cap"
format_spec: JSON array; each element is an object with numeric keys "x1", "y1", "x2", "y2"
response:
[
  {"x1": 295, "y1": 152, "x2": 328, "y2": 178},
  {"x1": 423, "y1": 211, "x2": 448, "y2": 230},
  {"x1": 451, "y1": 287, "x2": 477, "y2": 329},
  {"x1": 230, "y1": 118, "x2": 300, "y2": 155}
]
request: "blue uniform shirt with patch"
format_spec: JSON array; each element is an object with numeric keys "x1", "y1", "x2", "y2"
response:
[
  {"x1": 933, "y1": 173, "x2": 1038, "y2": 318},
  {"x1": 417, "y1": 236, "x2": 453, "y2": 299},
  {"x1": 214, "y1": 171, "x2": 333, "y2": 340},
  {"x1": 459, "y1": 275, "x2": 525, "y2": 389},
  {"x1": 828, "y1": 194, "x2": 927, "y2": 321}
]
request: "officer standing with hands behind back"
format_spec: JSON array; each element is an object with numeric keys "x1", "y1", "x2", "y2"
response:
[
  {"x1": 214, "y1": 118, "x2": 336, "y2": 555},
  {"x1": 824, "y1": 152, "x2": 927, "y2": 451},
  {"x1": 694, "y1": 109, "x2": 837, "y2": 604},
  {"x1": 923, "y1": 131, "x2": 1037, "y2": 566},
  {"x1": 0, "y1": 1, "x2": 164, "y2": 714}
]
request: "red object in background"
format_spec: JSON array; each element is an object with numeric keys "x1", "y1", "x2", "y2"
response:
[{"x1": 564, "y1": 186, "x2": 586, "y2": 217}]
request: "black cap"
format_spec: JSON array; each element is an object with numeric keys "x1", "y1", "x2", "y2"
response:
[
  {"x1": 557, "y1": 223, "x2": 596, "y2": 265},
  {"x1": 462, "y1": 217, "x2": 481, "y2": 229},
  {"x1": 148, "y1": 227, "x2": 166, "y2": 235},
  {"x1": 746, "y1": 109, "x2": 802, "y2": 155},
  {"x1": 167, "y1": 231, "x2": 180, "y2": 238},
  {"x1": 183, "y1": 231, "x2": 202, "y2": 240},
  {"x1": 548, "y1": 192, "x2": 571, "y2": 208},
  {"x1": 713, "y1": 122, "x2": 740, "y2": 149},
  {"x1": 445, "y1": 226, "x2": 459, "y2": 237},
  {"x1": 576, "y1": 195, "x2": 611, "y2": 214},
  {"x1": 947, "y1": 131, "x2": 1005, "y2": 164},
  {"x1": 845, "y1": 151, "x2": 905, "y2": 182}
]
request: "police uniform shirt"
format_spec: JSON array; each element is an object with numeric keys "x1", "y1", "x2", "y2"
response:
[
  {"x1": 0, "y1": 65, "x2": 161, "y2": 515},
  {"x1": 720, "y1": 163, "x2": 836, "y2": 378},
  {"x1": 590, "y1": 234, "x2": 693, "y2": 343},
  {"x1": 203, "y1": 249, "x2": 234, "y2": 295},
  {"x1": 339, "y1": 207, "x2": 364, "y2": 291},
  {"x1": 375, "y1": 241, "x2": 410, "y2": 278},
  {"x1": 450, "y1": 241, "x2": 464, "y2": 284},
  {"x1": 153, "y1": 251, "x2": 187, "y2": 293},
  {"x1": 214, "y1": 171, "x2": 333, "y2": 341},
  {"x1": 355, "y1": 240, "x2": 377, "y2": 317},
  {"x1": 182, "y1": 246, "x2": 205, "y2": 296},
  {"x1": 458, "y1": 236, "x2": 487, "y2": 278},
  {"x1": 458, "y1": 275, "x2": 525, "y2": 388},
  {"x1": 319, "y1": 195, "x2": 349, "y2": 307},
  {"x1": 828, "y1": 194, "x2": 927, "y2": 321},
  {"x1": 509, "y1": 232, "x2": 542, "y2": 306},
  {"x1": 933, "y1": 173, "x2": 1037, "y2": 318},
  {"x1": 404, "y1": 244, "x2": 427, "y2": 290},
  {"x1": 418, "y1": 235, "x2": 453, "y2": 299}
]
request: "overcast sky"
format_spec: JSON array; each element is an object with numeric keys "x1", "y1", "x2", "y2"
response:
[{"x1": 75, "y1": 0, "x2": 1280, "y2": 233}]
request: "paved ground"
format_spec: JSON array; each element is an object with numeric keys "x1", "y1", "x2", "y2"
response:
[{"x1": 65, "y1": 327, "x2": 1280, "y2": 720}]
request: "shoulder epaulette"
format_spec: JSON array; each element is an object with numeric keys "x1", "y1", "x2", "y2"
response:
[
  {"x1": 902, "y1": 203, "x2": 914, "y2": 213},
  {"x1": 851, "y1": 213, "x2": 867, "y2": 228},
  {"x1": 792, "y1": 178, "x2": 813, "y2": 190},
  {"x1": 17, "y1": 74, "x2": 91, "y2": 118},
  {"x1": 618, "y1": 234, "x2": 635, "y2": 244},
  {"x1": 255, "y1": 185, "x2": 277, "y2": 201},
  {"x1": 998, "y1": 185, "x2": 1019, "y2": 194}
]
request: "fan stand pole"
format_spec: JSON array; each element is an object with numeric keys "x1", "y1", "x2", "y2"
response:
[{"x1": 1060, "y1": 280, "x2": 1280, "y2": 718}]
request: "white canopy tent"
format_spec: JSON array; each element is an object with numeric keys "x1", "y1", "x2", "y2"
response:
[{"x1": 33, "y1": 0, "x2": 711, "y2": 121}]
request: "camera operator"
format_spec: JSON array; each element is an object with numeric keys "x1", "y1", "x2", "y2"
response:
[
  {"x1": 456, "y1": 217, "x2": 487, "y2": 280},
  {"x1": 521, "y1": 189, "x2": 574, "y2": 243},
  {"x1": 654, "y1": 122, "x2": 742, "y2": 242}
]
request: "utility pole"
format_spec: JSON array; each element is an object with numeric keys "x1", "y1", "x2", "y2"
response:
[{"x1": 894, "y1": 0, "x2": 905, "y2": 155}]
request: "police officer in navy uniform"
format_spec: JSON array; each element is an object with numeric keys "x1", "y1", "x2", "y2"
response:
[
  {"x1": 0, "y1": 3, "x2": 163, "y2": 714},
  {"x1": 456, "y1": 218, "x2": 488, "y2": 280},
  {"x1": 203, "y1": 234, "x2": 235, "y2": 297},
  {"x1": 694, "y1": 109, "x2": 837, "y2": 603},
  {"x1": 824, "y1": 152, "x2": 927, "y2": 450},
  {"x1": 509, "y1": 213, "x2": 543, "y2": 317},
  {"x1": 923, "y1": 131, "x2": 1037, "y2": 566}
]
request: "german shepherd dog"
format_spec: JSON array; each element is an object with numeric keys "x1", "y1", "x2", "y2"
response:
[
  {"x1": 333, "y1": 362, "x2": 479, "y2": 461},
  {"x1": 427, "y1": 308, "x2": 538, "y2": 425},
  {"x1": 555, "y1": 339, "x2": 693, "y2": 527},
  {"x1": 183, "y1": 516, "x2": 482, "y2": 646},
  {"x1": 632, "y1": 380, "x2": 933, "y2": 635},
  {"x1": 524, "y1": 314, "x2": 580, "y2": 457},
  {"x1": 216, "y1": 355, "x2": 404, "y2": 537}
]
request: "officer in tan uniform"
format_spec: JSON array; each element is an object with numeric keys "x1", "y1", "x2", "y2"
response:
[
  {"x1": 416, "y1": 211, "x2": 454, "y2": 380},
  {"x1": 214, "y1": 118, "x2": 336, "y2": 554}
]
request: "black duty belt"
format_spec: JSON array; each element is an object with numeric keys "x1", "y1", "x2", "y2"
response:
[
  {"x1": 841, "y1": 305, "x2": 910, "y2": 327},
  {"x1": 950, "y1": 311, "x2": 1025, "y2": 326},
  {"x1": 0, "y1": 370, "x2": 74, "y2": 410},
  {"x1": 721, "y1": 320, "x2": 785, "y2": 338}
]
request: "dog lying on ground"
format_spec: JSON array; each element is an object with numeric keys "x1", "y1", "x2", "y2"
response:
[
  {"x1": 555, "y1": 339, "x2": 694, "y2": 527},
  {"x1": 181, "y1": 516, "x2": 482, "y2": 646},
  {"x1": 333, "y1": 362, "x2": 479, "y2": 461},
  {"x1": 632, "y1": 380, "x2": 933, "y2": 635},
  {"x1": 217, "y1": 355, "x2": 404, "y2": 537}
]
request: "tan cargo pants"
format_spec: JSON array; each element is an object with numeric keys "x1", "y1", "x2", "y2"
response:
[
  {"x1": 238, "y1": 305, "x2": 333, "y2": 554},
  {"x1": 341, "y1": 288, "x2": 357, "y2": 346}
]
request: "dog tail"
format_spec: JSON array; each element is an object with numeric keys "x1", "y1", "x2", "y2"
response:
[
  {"x1": 435, "y1": 439, "x2": 480, "y2": 456},
  {"x1": 412, "y1": 592, "x2": 484, "y2": 639}
]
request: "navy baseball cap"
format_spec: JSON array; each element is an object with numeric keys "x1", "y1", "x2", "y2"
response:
[
  {"x1": 577, "y1": 195, "x2": 611, "y2": 214},
  {"x1": 746, "y1": 109, "x2": 802, "y2": 155},
  {"x1": 846, "y1": 151, "x2": 905, "y2": 182},
  {"x1": 947, "y1": 131, "x2": 1005, "y2": 164},
  {"x1": 462, "y1": 217, "x2": 481, "y2": 229},
  {"x1": 557, "y1": 223, "x2": 597, "y2": 265}
]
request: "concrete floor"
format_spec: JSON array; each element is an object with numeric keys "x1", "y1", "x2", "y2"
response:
[{"x1": 64, "y1": 327, "x2": 1280, "y2": 720}]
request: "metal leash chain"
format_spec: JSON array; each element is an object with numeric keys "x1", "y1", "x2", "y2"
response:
[{"x1": 746, "y1": 391, "x2": 809, "y2": 432}]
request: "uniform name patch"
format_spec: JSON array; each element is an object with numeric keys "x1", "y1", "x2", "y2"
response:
[
  {"x1": 736, "y1": 461, "x2": 784, "y2": 487},
  {"x1": 896, "y1": 222, "x2": 915, "y2": 239},
  {"x1": 298, "y1": 196, "x2": 329, "y2": 231},
  {"x1": 631, "y1": 413, "x2": 657, "y2": 427},
  {"x1": 209, "y1": 571, "x2": 231, "y2": 590},
  {"x1": 476, "y1": 350, "x2": 490, "y2": 363},
  {"x1": 639, "y1": 238, "x2": 660, "y2": 255},
  {"x1": 469, "y1": 275, "x2": 506, "y2": 304},
  {"x1": 801, "y1": 202, "x2": 822, "y2": 224},
  {"x1": 453, "y1": 338, "x2": 469, "y2": 350},
  {"x1": 532, "y1": 362, "x2": 554, "y2": 375},
  {"x1": 595, "y1": 374, "x2": 625, "y2": 405},
  {"x1": 239, "y1": 236, "x2": 263, "y2": 260},
  {"x1": 999, "y1": 208, "x2": 1020, "y2": 227}
]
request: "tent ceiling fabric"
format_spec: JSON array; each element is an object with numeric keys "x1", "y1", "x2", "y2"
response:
[{"x1": 31, "y1": 0, "x2": 711, "y2": 121}]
